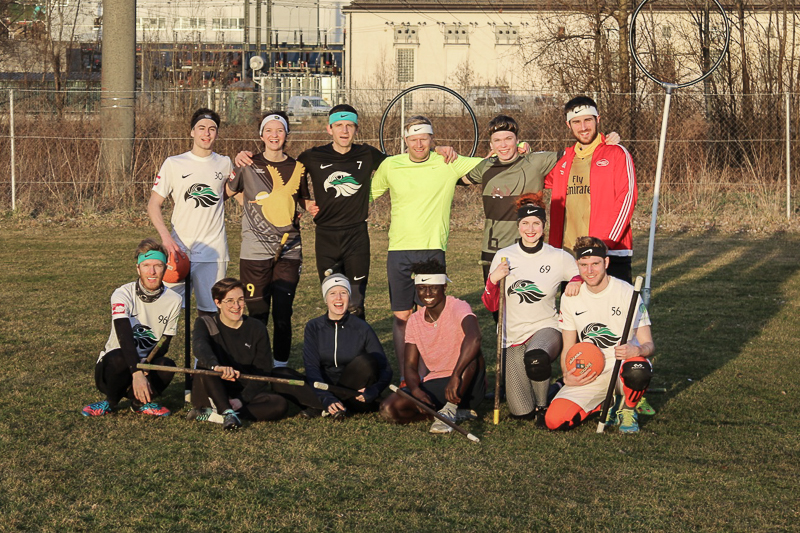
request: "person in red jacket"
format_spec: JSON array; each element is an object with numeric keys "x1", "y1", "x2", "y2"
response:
[{"x1": 545, "y1": 96, "x2": 637, "y2": 283}]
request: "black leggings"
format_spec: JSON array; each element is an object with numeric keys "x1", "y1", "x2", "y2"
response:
[
  {"x1": 240, "y1": 257, "x2": 301, "y2": 363},
  {"x1": 94, "y1": 349, "x2": 174, "y2": 407},
  {"x1": 191, "y1": 374, "x2": 288, "y2": 421},
  {"x1": 272, "y1": 353, "x2": 381, "y2": 412},
  {"x1": 315, "y1": 223, "x2": 371, "y2": 319}
]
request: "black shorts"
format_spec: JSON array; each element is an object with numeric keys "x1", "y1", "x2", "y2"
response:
[
  {"x1": 416, "y1": 364, "x2": 486, "y2": 411},
  {"x1": 315, "y1": 222, "x2": 371, "y2": 312},
  {"x1": 386, "y1": 250, "x2": 446, "y2": 312},
  {"x1": 240, "y1": 257, "x2": 302, "y2": 304}
]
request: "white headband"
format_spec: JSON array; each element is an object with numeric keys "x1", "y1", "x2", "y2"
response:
[
  {"x1": 414, "y1": 273, "x2": 451, "y2": 285},
  {"x1": 321, "y1": 274, "x2": 351, "y2": 297},
  {"x1": 259, "y1": 114, "x2": 288, "y2": 136},
  {"x1": 566, "y1": 105, "x2": 599, "y2": 122},
  {"x1": 404, "y1": 124, "x2": 434, "y2": 137}
]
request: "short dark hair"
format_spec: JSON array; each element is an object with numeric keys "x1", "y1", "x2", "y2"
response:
[
  {"x1": 329, "y1": 104, "x2": 358, "y2": 117},
  {"x1": 211, "y1": 277, "x2": 246, "y2": 302},
  {"x1": 487, "y1": 115, "x2": 519, "y2": 136},
  {"x1": 573, "y1": 236, "x2": 607, "y2": 255},
  {"x1": 261, "y1": 110, "x2": 290, "y2": 133},
  {"x1": 564, "y1": 96, "x2": 598, "y2": 116},
  {"x1": 191, "y1": 108, "x2": 220, "y2": 129},
  {"x1": 135, "y1": 238, "x2": 167, "y2": 260},
  {"x1": 411, "y1": 259, "x2": 447, "y2": 276}
]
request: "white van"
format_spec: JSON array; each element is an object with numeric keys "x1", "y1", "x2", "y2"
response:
[{"x1": 286, "y1": 96, "x2": 332, "y2": 117}]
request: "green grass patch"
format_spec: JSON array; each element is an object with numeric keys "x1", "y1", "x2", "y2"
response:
[{"x1": 1, "y1": 224, "x2": 799, "y2": 531}]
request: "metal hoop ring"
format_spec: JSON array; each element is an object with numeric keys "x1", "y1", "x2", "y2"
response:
[
  {"x1": 379, "y1": 84, "x2": 479, "y2": 156},
  {"x1": 630, "y1": 0, "x2": 731, "y2": 89}
]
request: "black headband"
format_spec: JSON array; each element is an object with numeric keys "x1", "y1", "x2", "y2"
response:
[
  {"x1": 575, "y1": 245, "x2": 607, "y2": 259},
  {"x1": 517, "y1": 205, "x2": 546, "y2": 223},
  {"x1": 191, "y1": 113, "x2": 219, "y2": 129}
]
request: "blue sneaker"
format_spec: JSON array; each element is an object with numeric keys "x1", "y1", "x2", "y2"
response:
[
  {"x1": 222, "y1": 409, "x2": 242, "y2": 431},
  {"x1": 82, "y1": 400, "x2": 112, "y2": 417},
  {"x1": 617, "y1": 408, "x2": 639, "y2": 434}
]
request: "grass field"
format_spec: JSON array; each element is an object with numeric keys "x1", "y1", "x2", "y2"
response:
[{"x1": 1, "y1": 222, "x2": 799, "y2": 531}]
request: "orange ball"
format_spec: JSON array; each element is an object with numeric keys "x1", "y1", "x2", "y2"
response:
[
  {"x1": 163, "y1": 249, "x2": 190, "y2": 283},
  {"x1": 565, "y1": 342, "x2": 605, "y2": 377}
]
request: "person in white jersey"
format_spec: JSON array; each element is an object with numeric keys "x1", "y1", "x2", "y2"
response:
[{"x1": 148, "y1": 108, "x2": 232, "y2": 316}]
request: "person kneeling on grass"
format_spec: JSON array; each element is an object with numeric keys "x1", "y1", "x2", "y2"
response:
[
  {"x1": 300, "y1": 274, "x2": 393, "y2": 419},
  {"x1": 380, "y1": 260, "x2": 485, "y2": 434},
  {"x1": 545, "y1": 237, "x2": 655, "y2": 434},
  {"x1": 82, "y1": 239, "x2": 183, "y2": 418},
  {"x1": 187, "y1": 278, "x2": 289, "y2": 431}
]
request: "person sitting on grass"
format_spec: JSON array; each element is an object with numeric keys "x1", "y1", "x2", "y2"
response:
[
  {"x1": 187, "y1": 278, "x2": 289, "y2": 431},
  {"x1": 546, "y1": 237, "x2": 655, "y2": 434},
  {"x1": 81, "y1": 238, "x2": 183, "y2": 418},
  {"x1": 379, "y1": 260, "x2": 484, "y2": 434},
  {"x1": 300, "y1": 274, "x2": 393, "y2": 419}
]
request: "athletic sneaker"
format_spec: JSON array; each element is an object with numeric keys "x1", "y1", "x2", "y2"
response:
[
  {"x1": 186, "y1": 407, "x2": 213, "y2": 422},
  {"x1": 429, "y1": 403, "x2": 457, "y2": 434},
  {"x1": 82, "y1": 400, "x2": 112, "y2": 417},
  {"x1": 300, "y1": 407, "x2": 323, "y2": 419},
  {"x1": 222, "y1": 409, "x2": 242, "y2": 431},
  {"x1": 132, "y1": 402, "x2": 171, "y2": 417},
  {"x1": 604, "y1": 395, "x2": 623, "y2": 426},
  {"x1": 636, "y1": 396, "x2": 656, "y2": 416},
  {"x1": 455, "y1": 409, "x2": 478, "y2": 422},
  {"x1": 534, "y1": 406, "x2": 548, "y2": 428},
  {"x1": 617, "y1": 408, "x2": 639, "y2": 434}
]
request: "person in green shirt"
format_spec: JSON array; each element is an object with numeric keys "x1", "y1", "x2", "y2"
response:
[{"x1": 370, "y1": 115, "x2": 483, "y2": 383}]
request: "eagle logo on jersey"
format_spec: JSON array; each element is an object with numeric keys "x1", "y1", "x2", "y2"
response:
[
  {"x1": 324, "y1": 172, "x2": 361, "y2": 198},
  {"x1": 132, "y1": 324, "x2": 158, "y2": 351},
  {"x1": 184, "y1": 184, "x2": 219, "y2": 208},
  {"x1": 639, "y1": 302, "x2": 650, "y2": 321},
  {"x1": 580, "y1": 323, "x2": 620, "y2": 349},
  {"x1": 507, "y1": 280, "x2": 545, "y2": 304}
]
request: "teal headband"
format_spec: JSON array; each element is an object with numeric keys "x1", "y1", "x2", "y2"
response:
[
  {"x1": 329, "y1": 111, "x2": 358, "y2": 126},
  {"x1": 137, "y1": 250, "x2": 167, "y2": 265}
]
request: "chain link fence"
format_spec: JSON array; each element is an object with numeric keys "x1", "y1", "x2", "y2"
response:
[{"x1": 0, "y1": 86, "x2": 797, "y2": 227}]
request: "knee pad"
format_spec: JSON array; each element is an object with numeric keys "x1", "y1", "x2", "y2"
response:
[
  {"x1": 524, "y1": 349, "x2": 552, "y2": 382},
  {"x1": 620, "y1": 359, "x2": 653, "y2": 391}
]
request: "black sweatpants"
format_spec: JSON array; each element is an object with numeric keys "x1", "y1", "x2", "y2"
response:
[
  {"x1": 191, "y1": 373, "x2": 288, "y2": 421},
  {"x1": 94, "y1": 349, "x2": 174, "y2": 407},
  {"x1": 273, "y1": 353, "x2": 381, "y2": 412},
  {"x1": 240, "y1": 257, "x2": 302, "y2": 363},
  {"x1": 314, "y1": 222, "x2": 370, "y2": 319}
]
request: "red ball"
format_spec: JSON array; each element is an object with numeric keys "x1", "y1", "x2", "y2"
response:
[
  {"x1": 163, "y1": 249, "x2": 190, "y2": 283},
  {"x1": 565, "y1": 342, "x2": 605, "y2": 377}
]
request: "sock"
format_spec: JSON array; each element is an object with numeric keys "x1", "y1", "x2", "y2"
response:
[{"x1": 273, "y1": 360, "x2": 289, "y2": 369}]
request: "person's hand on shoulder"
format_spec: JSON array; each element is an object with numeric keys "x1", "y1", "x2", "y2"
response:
[
  {"x1": 488, "y1": 261, "x2": 510, "y2": 284},
  {"x1": 434, "y1": 145, "x2": 458, "y2": 164},
  {"x1": 234, "y1": 151, "x2": 254, "y2": 167},
  {"x1": 563, "y1": 281, "x2": 582, "y2": 297},
  {"x1": 605, "y1": 132, "x2": 621, "y2": 146}
]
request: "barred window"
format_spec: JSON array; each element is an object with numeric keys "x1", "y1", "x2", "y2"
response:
[
  {"x1": 396, "y1": 48, "x2": 414, "y2": 83},
  {"x1": 444, "y1": 24, "x2": 469, "y2": 44},
  {"x1": 212, "y1": 18, "x2": 244, "y2": 30},
  {"x1": 496, "y1": 26, "x2": 519, "y2": 44}
]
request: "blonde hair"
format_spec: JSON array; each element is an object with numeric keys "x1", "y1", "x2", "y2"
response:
[
  {"x1": 404, "y1": 115, "x2": 432, "y2": 134},
  {"x1": 135, "y1": 238, "x2": 167, "y2": 260}
]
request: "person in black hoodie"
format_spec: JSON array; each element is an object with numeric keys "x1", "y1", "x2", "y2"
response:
[
  {"x1": 301, "y1": 274, "x2": 393, "y2": 419},
  {"x1": 188, "y1": 277, "x2": 288, "y2": 430}
]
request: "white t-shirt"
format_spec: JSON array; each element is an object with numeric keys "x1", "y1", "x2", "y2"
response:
[
  {"x1": 152, "y1": 151, "x2": 231, "y2": 262},
  {"x1": 556, "y1": 275, "x2": 651, "y2": 410},
  {"x1": 490, "y1": 242, "x2": 578, "y2": 347},
  {"x1": 98, "y1": 282, "x2": 183, "y2": 362}
]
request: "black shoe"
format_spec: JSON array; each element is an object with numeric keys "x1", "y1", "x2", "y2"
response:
[
  {"x1": 330, "y1": 409, "x2": 347, "y2": 421},
  {"x1": 300, "y1": 407, "x2": 323, "y2": 419},
  {"x1": 534, "y1": 406, "x2": 548, "y2": 428},
  {"x1": 222, "y1": 409, "x2": 242, "y2": 431}
]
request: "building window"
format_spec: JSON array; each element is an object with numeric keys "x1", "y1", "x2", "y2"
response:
[
  {"x1": 496, "y1": 25, "x2": 519, "y2": 44},
  {"x1": 444, "y1": 24, "x2": 469, "y2": 44},
  {"x1": 396, "y1": 48, "x2": 414, "y2": 83},
  {"x1": 662, "y1": 25, "x2": 671, "y2": 39},
  {"x1": 394, "y1": 25, "x2": 419, "y2": 44},
  {"x1": 212, "y1": 18, "x2": 244, "y2": 30},
  {"x1": 137, "y1": 17, "x2": 167, "y2": 30},
  {"x1": 175, "y1": 17, "x2": 206, "y2": 31}
]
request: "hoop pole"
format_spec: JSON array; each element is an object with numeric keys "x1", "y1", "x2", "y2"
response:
[
  {"x1": 787, "y1": 92, "x2": 791, "y2": 220},
  {"x1": 10, "y1": 89, "x2": 16, "y2": 211},
  {"x1": 643, "y1": 85, "x2": 675, "y2": 307}
]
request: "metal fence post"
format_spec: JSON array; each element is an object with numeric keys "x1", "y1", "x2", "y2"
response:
[
  {"x1": 787, "y1": 92, "x2": 791, "y2": 220},
  {"x1": 9, "y1": 89, "x2": 15, "y2": 211},
  {"x1": 207, "y1": 87, "x2": 213, "y2": 109}
]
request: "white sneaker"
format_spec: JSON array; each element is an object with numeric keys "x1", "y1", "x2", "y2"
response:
[{"x1": 430, "y1": 403, "x2": 457, "y2": 434}]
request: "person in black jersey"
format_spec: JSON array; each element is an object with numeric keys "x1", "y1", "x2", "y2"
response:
[
  {"x1": 188, "y1": 278, "x2": 288, "y2": 430},
  {"x1": 234, "y1": 105, "x2": 457, "y2": 320}
]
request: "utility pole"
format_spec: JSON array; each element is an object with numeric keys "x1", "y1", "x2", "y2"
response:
[
  {"x1": 242, "y1": 0, "x2": 250, "y2": 80},
  {"x1": 100, "y1": 0, "x2": 135, "y2": 198}
]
